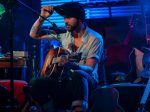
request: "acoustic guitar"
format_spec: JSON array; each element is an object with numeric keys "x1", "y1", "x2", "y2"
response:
[
  {"x1": 90, "y1": 86, "x2": 125, "y2": 112},
  {"x1": 40, "y1": 46, "x2": 82, "y2": 80}
]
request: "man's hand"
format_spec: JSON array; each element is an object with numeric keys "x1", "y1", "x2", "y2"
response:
[
  {"x1": 58, "y1": 55, "x2": 68, "y2": 66},
  {"x1": 39, "y1": 6, "x2": 54, "y2": 21},
  {"x1": 64, "y1": 62, "x2": 80, "y2": 70}
]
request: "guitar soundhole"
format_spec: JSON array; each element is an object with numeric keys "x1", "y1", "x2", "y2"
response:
[{"x1": 43, "y1": 47, "x2": 82, "y2": 81}]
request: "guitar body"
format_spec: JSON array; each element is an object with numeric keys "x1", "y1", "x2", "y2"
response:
[
  {"x1": 90, "y1": 86, "x2": 125, "y2": 112},
  {"x1": 40, "y1": 46, "x2": 81, "y2": 79},
  {"x1": 41, "y1": 46, "x2": 69, "y2": 78}
]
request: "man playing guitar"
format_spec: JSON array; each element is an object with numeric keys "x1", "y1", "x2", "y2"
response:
[{"x1": 29, "y1": 2, "x2": 104, "y2": 112}]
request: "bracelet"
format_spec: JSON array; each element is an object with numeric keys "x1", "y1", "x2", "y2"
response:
[{"x1": 38, "y1": 16, "x2": 44, "y2": 22}]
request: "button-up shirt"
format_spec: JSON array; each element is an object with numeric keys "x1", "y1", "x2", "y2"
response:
[{"x1": 44, "y1": 25, "x2": 104, "y2": 82}]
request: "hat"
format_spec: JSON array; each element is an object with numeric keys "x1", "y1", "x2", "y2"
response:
[{"x1": 54, "y1": 2, "x2": 85, "y2": 21}]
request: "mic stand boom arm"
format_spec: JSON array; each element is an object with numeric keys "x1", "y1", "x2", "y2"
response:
[
  {"x1": 16, "y1": 0, "x2": 57, "y2": 28},
  {"x1": 6, "y1": 0, "x2": 57, "y2": 109}
]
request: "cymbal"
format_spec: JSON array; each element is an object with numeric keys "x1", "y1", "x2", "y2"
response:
[{"x1": 0, "y1": 3, "x2": 5, "y2": 15}]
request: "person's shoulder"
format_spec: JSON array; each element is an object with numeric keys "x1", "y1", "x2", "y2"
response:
[
  {"x1": 60, "y1": 31, "x2": 71, "y2": 36},
  {"x1": 87, "y1": 27, "x2": 103, "y2": 40},
  {"x1": 59, "y1": 31, "x2": 71, "y2": 39}
]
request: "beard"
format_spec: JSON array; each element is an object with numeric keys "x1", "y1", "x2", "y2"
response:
[{"x1": 65, "y1": 20, "x2": 80, "y2": 32}]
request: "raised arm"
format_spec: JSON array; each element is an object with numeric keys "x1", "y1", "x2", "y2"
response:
[{"x1": 29, "y1": 6, "x2": 54, "y2": 39}]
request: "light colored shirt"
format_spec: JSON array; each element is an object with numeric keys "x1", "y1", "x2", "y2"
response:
[{"x1": 44, "y1": 25, "x2": 104, "y2": 82}]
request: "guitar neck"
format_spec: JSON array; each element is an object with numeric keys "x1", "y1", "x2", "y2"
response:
[
  {"x1": 140, "y1": 78, "x2": 150, "y2": 105},
  {"x1": 137, "y1": 78, "x2": 150, "y2": 112}
]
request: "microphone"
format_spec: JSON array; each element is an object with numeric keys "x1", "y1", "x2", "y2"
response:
[
  {"x1": 51, "y1": 22, "x2": 66, "y2": 34},
  {"x1": 43, "y1": 8, "x2": 67, "y2": 34},
  {"x1": 41, "y1": 24, "x2": 66, "y2": 34}
]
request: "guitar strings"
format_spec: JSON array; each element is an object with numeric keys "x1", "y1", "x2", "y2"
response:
[{"x1": 48, "y1": 47, "x2": 61, "y2": 77}]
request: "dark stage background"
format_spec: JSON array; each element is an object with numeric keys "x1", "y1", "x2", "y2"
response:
[
  {"x1": 0, "y1": 0, "x2": 150, "y2": 111},
  {"x1": 0, "y1": 0, "x2": 149, "y2": 85},
  {"x1": 0, "y1": 0, "x2": 149, "y2": 84}
]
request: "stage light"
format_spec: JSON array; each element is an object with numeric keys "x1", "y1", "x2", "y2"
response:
[{"x1": 0, "y1": 3, "x2": 5, "y2": 20}]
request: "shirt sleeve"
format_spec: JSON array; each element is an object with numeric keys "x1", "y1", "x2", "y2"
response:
[
  {"x1": 87, "y1": 37, "x2": 104, "y2": 62},
  {"x1": 39, "y1": 33, "x2": 60, "y2": 40}
]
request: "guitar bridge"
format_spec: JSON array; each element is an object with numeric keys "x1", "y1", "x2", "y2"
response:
[{"x1": 52, "y1": 57, "x2": 61, "y2": 64}]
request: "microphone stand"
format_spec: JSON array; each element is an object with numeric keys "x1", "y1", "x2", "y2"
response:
[
  {"x1": 16, "y1": 0, "x2": 57, "y2": 27},
  {"x1": 6, "y1": 0, "x2": 56, "y2": 110},
  {"x1": 7, "y1": 0, "x2": 17, "y2": 110},
  {"x1": 16, "y1": 0, "x2": 67, "y2": 35},
  {"x1": 6, "y1": 0, "x2": 59, "y2": 110}
]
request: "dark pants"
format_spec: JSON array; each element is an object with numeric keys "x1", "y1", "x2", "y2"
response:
[{"x1": 29, "y1": 70, "x2": 98, "y2": 109}]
